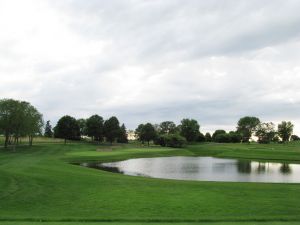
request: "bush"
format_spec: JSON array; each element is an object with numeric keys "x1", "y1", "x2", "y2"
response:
[{"x1": 156, "y1": 134, "x2": 186, "y2": 148}]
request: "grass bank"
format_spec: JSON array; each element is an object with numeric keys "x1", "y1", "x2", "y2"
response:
[{"x1": 0, "y1": 141, "x2": 300, "y2": 224}]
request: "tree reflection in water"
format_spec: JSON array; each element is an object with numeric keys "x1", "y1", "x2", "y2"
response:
[
  {"x1": 280, "y1": 163, "x2": 292, "y2": 174},
  {"x1": 237, "y1": 161, "x2": 251, "y2": 173}
]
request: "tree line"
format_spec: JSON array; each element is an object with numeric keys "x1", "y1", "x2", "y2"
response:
[
  {"x1": 46, "y1": 115, "x2": 128, "y2": 144},
  {"x1": 1, "y1": 98, "x2": 299, "y2": 148},
  {"x1": 134, "y1": 116, "x2": 298, "y2": 147}
]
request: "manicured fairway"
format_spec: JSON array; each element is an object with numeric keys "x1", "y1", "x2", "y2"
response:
[
  {"x1": 1, "y1": 222, "x2": 300, "y2": 225},
  {"x1": 1, "y1": 141, "x2": 300, "y2": 224}
]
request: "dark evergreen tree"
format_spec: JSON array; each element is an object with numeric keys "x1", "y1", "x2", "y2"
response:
[
  {"x1": 117, "y1": 123, "x2": 128, "y2": 143},
  {"x1": 44, "y1": 120, "x2": 53, "y2": 138}
]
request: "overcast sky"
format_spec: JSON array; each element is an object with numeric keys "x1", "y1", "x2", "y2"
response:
[{"x1": 1, "y1": 0, "x2": 300, "y2": 134}]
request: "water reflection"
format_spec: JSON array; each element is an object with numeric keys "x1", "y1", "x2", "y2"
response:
[
  {"x1": 280, "y1": 163, "x2": 292, "y2": 174},
  {"x1": 237, "y1": 161, "x2": 251, "y2": 173},
  {"x1": 80, "y1": 157, "x2": 300, "y2": 183}
]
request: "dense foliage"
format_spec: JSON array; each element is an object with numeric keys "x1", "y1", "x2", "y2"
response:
[
  {"x1": 86, "y1": 115, "x2": 104, "y2": 141},
  {"x1": 278, "y1": 121, "x2": 294, "y2": 142},
  {"x1": 179, "y1": 118, "x2": 200, "y2": 142},
  {"x1": 54, "y1": 115, "x2": 81, "y2": 143},
  {"x1": 103, "y1": 116, "x2": 121, "y2": 144},
  {"x1": 237, "y1": 116, "x2": 260, "y2": 142},
  {"x1": 0, "y1": 99, "x2": 43, "y2": 147}
]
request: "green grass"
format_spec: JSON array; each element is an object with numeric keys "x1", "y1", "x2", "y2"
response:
[{"x1": 1, "y1": 141, "x2": 300, "y2": 225}]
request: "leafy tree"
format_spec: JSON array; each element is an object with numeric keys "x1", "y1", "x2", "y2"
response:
[
  {"x1": 0, "y1": 99, "x2": 43, "y2": 148},
  {"x1": 0, "y1": 99, "x2": 22, "y2": 147},
  {"x1": 237, "y1": 116, "x2": 260, "y2": 142},
  {"x1": 77, "y1": 118, "x2": 87, "y2": 136},
  {"x1": 255, "y1": 122, "x2": 276, "y2": 144},
  {"x1": 197, "y1": 132, "x2": 206, "y2": 142},
  {"x1": 117, "y1": 123, "x2": 128, "y2": 143},
  {"x1": 44, "y1": 120, "x2": 53, "y2": 137},
  {"x1": 205, "y1": 132, "x2": 212, "y2": 142},
  {"x1": 278, "y1": 121, "x2": 294, "y2": 142},
  {"x1": 212, "y1": 130, "x2": 226, "y2": 142},
  {"x1": 23, "y1": 102, "x2": 44, "y2": 146},
  {"x1": 159, "y1": 121, "x2": 177, "y2": 134},
  {"x1": 54, "y1": 115, "x2": 80, "y2": 143},
  {"x1": 86, "y1": 115, "x2": 104, "y2": 142},
  {"x1": 179, "y1": 118, "x2": 200, "y2": 142},
  {"x1": 291, "y1": 135, "x2": 300, "y2": 141},
  {"x1": 135, "y1": 123, "x2": 157, "y2": 146},
  {"x1": 135, "y1": 124, "x2": 145, "y2": 143},
  {"x1": 103, "y1": 116, "x2": 120, "y2": 144}
]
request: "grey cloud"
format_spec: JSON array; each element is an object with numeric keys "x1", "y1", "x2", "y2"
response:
[{"x1": 1, "y1": 0, "x2": 300, "y2": 134}]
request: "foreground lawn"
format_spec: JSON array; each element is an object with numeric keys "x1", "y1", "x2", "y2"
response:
[
  {"x1": 0, "y1": 141, "x2": 300, "y2": 224},
  {"x1": 1, "y1": 222, "x2": 300, "y2": 225}
]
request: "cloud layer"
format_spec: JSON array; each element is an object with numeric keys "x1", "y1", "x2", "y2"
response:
[{"x1": 1, "y1": 0, "x2": 300, "y2": 133}]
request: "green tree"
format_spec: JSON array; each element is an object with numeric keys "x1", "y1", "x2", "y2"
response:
[
  {"x1": 255, "y1": 122, "x2": 276, "y2": 144},
  {"x1": 135, "y1": 124, "x2": 145, "y2": 143},
  {"x1": 23, "y1": 102, "x2": 44, "y2": 146},
  {"x1": 228, "y1": 131, "x2": 242, "y2": 143},
  {"x1": 159, "y1": 121, "x2": 177, "y2": 134},
  {"x1": 0, "y1": 99, "x2": 43, "y2": 148},
  {"x1": 135, "y1": 123, "x2": 157, "y2": 146},
  {"x1": 86, "y1": 115, "x2": 104, "y2": 142},
  {"x1": 117, "y1": 123, "x2": 128, "y2": 143},
  {"x1": 278, "y1": 121, "x2": 294, "y2": 142},
  {"x1": 54, "y1": 115, "x2": 80, "y2": 143},
  {"x1": 197, "y1": 132, "x2": 206, "y2": 142},
  {"x1": 103, "y1": 116, "x2": 120, "y2": 144},
  {"x1": 237, "y1": 116, "x2": 260, "y2": 142},
  {"x1": 205, "y1": 132, "x2": 212, "y2": 142},
  {"x1": 212, "y1": 130, "x2": 226, "y2": 142},
  {"x1": 44, "y1": 120, "x2": 53, "y2": 137},
  {"x1": 179, "y1": 118, "x2": 200, "y2": 142}
]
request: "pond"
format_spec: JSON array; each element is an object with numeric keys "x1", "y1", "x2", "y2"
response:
[{"x1": 80, "y1": 156, "x2": 300, "y2": 183}]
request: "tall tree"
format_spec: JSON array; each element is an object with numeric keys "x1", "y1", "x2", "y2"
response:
[
  {"x1": 103, "y1": 116, "x2": 120, "y2": 144},
  {"x1": 86, "y1": 115, "x2": 104, "y2": 142},
  {"x1": 117, "y1": 123, "x2": 128, "y2": 143},
  {"x1": 255, "y1": 122, "x2": 276, "y2": 144},
  {"x1": 205, "y1": 132, "x2": 212, "y2": 142},
  {"x1": 0, "y1": 99, "x2": 43, "y2": 148},
  {"x1": 237, "y1": 116, "x2": 260, "y2": 142},
  {"x1": 23, "y1": 102, "x2": 44, "y2": 146},
  {"x1": 44, "y1": 120, "x2": 53, "y2": 137},
  {"x1": 212, "y1": 130, "x2": 226, "y2": 142},
  {"x1": 278, "y1": 121, "x2": 294, "y2": 142},
  {"x1": 159, "y1": 121, "x2": 177, "y2": 134},
  {"x1": 179, "y1": 118, "x2": 200, "y2": 142},
  {"x1": 138, "y1": 123, "x2": 157, "y2": 146},
  {"x1": 54, "y1": 115, "x2": 80, "y2": 143},
  {"x1": 135, "y1": 124, "x2": 145, "y2": 143}
]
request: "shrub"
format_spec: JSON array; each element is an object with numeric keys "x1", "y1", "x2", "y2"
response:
[{"x1": 156, "y1": 133, "x2": 186, "y2": 148}]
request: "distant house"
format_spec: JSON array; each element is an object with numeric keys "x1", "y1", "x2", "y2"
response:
[{"x1": 127, "y1": 130, "x2": 136, "y2": 140}]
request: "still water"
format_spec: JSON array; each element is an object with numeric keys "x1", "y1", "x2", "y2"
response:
[{"x1": 81, "y1": 156, "x2": 300, "y2": 183}]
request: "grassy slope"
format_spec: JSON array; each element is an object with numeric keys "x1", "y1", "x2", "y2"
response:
[{"x1": 0, "y1": 142, "x2": 300, "y2": 224}]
